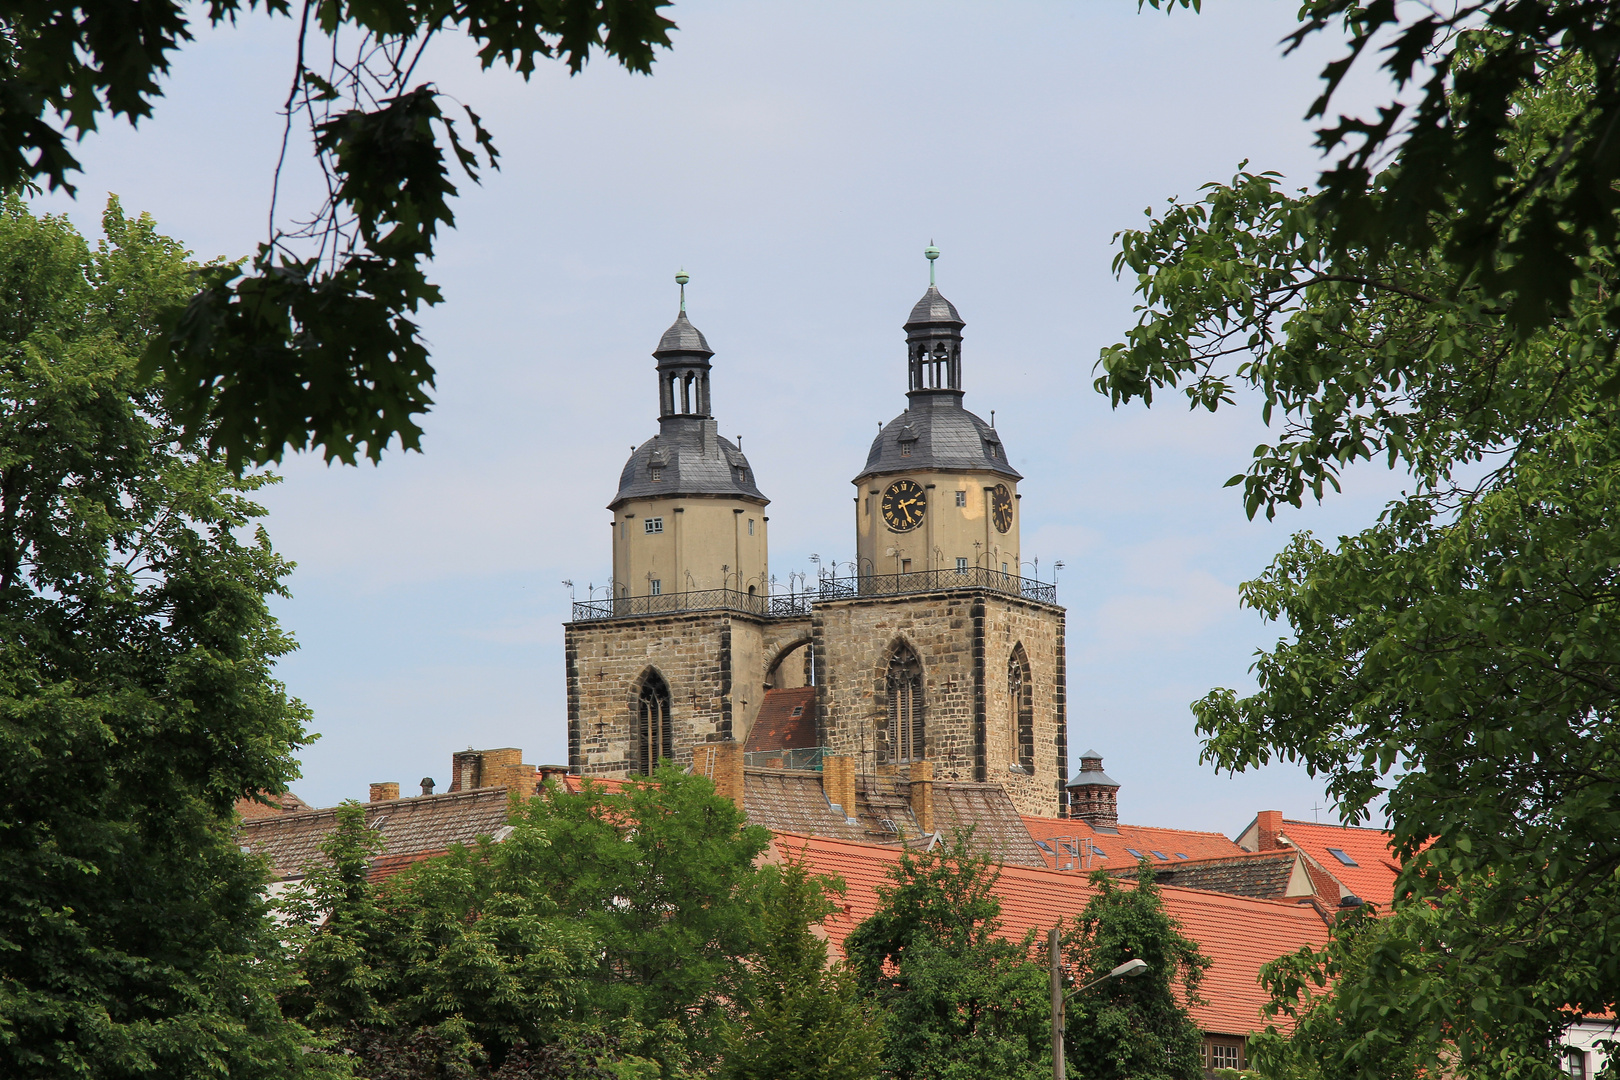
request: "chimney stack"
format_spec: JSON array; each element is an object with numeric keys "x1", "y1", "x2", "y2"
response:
[
  {"x1": 369, "y1": 782, "x2": 400, "y2": 803},
  {"x1": 909, "y1": 760, "x2": 934, "y2": 834},
  {"x1": 1065, "y1": 750, "x2": 1120, "y2": 830},
  {"x1": 420, "y1": 777, "x2": 435, "y2": 796},
  {"x1": 1256, "y1": 810, "x2": 1284, "y2": 851},
  {"x1": 822, "y1": 755, "x2": 856, "y2": 820},
  {"x1": 447, "y1": 747, "x2": 540, "y2": 796}
]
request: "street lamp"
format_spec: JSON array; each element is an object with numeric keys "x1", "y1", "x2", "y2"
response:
[{"x1": 1049, "y1": 927, "x2": 1148, "y2": 1080}]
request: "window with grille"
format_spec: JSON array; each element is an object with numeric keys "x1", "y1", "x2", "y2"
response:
[
  {"x1": 956, "y1": 557, "x2": 968, "y2": 573},
  {"x1": 650, "y1": 466, "x2": 663, "y2": 481},
  {"x1": 955, "y1": 490, "x2": 967, "y2": 506},
  {"x1": 899, "y1": 440, "x2": 915, "y2": 457},
  {"x1": 650, "y1": 580, "x2": 661, "y2": 595},
  {"x1": 1209, "y1": 1043, "x2": 1242, "y2": 1071},
  {"x1": 748, "y1": 519, "x2": 754, "y2": 536},
  {"x1": 644, "y1": 518, "x2": 664, "y2": 534},
  {"x1": 886, "y1": 646, "x2": 924, "y2": 763},
  {"x1": 1009, "y1": 645, "x2": 1033, "y2": 769},
  {"x1": 636, "y1": 672, "x2": 673, "y2": 775}
]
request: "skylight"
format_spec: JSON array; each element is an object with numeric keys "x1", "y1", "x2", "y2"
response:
[
  {"x1": 1150, "y1": 851, "x2": 1168, "y2": 860},
  {"x1": 1175, "y1": 853, "x2": 1189, "y2": 860},
  {"x1": 1327, "y1": 847, "x2": 1359, "y2": 866},
  {"x1": 1125, "y1": 848, "x2": 1143, "y2": 858}
]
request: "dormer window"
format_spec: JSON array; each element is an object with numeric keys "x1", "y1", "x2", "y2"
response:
[
  {"x1": 650, "y1": 466, "x2": 663, "y2": 482},
  {"x1": 899, "y1": 441, "x2": 914, "y2": 457}
]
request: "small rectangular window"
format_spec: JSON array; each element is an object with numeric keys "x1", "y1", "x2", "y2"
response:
[
  {"x1": 620, "y1": 522, "x2": 626, "y2": 540},
  {"x1": 644, "y1": 518, "x2": 664, "y2": 534},
  {"x1": 901, "y1": 559, "x2": 912, "y2": 573},
  {"x1": 1327, "y1": 847, "x2": 1359, "y2": 866},
  {"x1": 748, "y1": 518, "x2": 754, "y2": 536},
  {"x1": 1568, "y1": 1051, "x2": 1588, "y2": 1080},
  {"x1": 1001, "y1": 562, "x2": 1008, "y2": 575},
  {"x1": 900, "y1": 442, "x2": 913, "y2": 457},
  {"x1": 650, "y1": 466, "x2": 663, "y2": 481},
  {"x1": 955, "y1": 490, "x2": 967, "y2": 506},
  {"x1": 789, "y1": 706, "x2": 804, "y2": 717},
  {"x1": 650, "y1": 579, "x2": 662, "y2": 595},
  {"x1": 1210, "y1": 1043, "x2": 1242, "y2": 1071},
  {"x1": 956, "y1": 557, "x2": 968, "y2": 573},
  {"x1": 864, "y1": 497, "x2": 871, "y2": 514}
]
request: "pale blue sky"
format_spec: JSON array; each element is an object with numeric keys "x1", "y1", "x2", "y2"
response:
[{"x1": 34, "y1": 2, "x2": 1399, "y2": 829}]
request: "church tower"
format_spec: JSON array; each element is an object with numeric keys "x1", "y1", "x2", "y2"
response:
[
  {"x1": 854, "y1": 245, "x2": 1022, "y2": 579},
  {"x1": 610, "y1": 274, "x2": 769, "y2": 600}
]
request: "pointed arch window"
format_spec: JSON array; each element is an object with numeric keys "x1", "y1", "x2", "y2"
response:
[
  {"x1": 636, "y1": 671, "x2": 673, "y2": 775},
  {"x1": 886, "y1": 645, "x2": 924, "y2": 763},
  {"x1": 1009, "y1": 645, "x2": 1033, "y2": 770}
]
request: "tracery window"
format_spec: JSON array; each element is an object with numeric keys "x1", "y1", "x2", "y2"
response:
[
  {"x1": 886, "y1": 646, "x2": 924, "y2": 763},
  {"x1": 636, "y1": 671, "x2": 673, "y2": 775},
  {"x1": 1009, "y1": 645, "x2": 1033, "y2": 770}
]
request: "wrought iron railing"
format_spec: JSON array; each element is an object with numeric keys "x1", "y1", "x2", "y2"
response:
[
  {"x1": 819, "y1": 566, "x2": 1057, "y2": 605},
  {"x1": 570, "y1": 568, "x2": 1056, "y2": 622}
]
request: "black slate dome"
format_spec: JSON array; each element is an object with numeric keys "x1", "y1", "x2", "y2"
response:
[
  {"x1": 905, "y1": 285, "x2": 963, "y2": 328},
  {"x1": 858, "y1": 397, "x2": 1021, "y2": 483},
  {"x1": 656, "y1": 311, "x2": 712, "y2": 356}
]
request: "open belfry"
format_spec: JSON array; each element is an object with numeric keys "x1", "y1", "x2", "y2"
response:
[{"x1": 565, "y1": 250, "x2": 1069, "y2": 817}]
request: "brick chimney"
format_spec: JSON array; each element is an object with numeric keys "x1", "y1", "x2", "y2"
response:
[
  {"x1": 369, "y1": 782, "x2": 399, "y2": 803},
  {"x1": 822, "y1": 755, "x2": 856, "y2": 819},
  {"x1": 447, "y1": 748, "x2": 539, "y2": 796},
  {"x1": 1065, "y1": 750, "x2": 1120, "y2": 829},
  {"x1": 1256, "y1": 810, "x2": 1284, "y2": 851},
  {"x1": 909, "y1": 760, "x2": 934, "y2": 834}
]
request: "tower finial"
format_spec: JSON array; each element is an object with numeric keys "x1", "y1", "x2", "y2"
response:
[
  {"x1": 924, "y1": 240, "x2": 940, "y2": 286},
  {"x1": 675, "y1": 268, "x2": 689, "y2": 313}
]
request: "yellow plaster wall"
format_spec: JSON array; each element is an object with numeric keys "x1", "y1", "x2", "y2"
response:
[
  {"x1": 612, "y1": 495, "x2": 769, "y2": 597},
  {"x1": 854, "y1": 470, "x2": 1020, "y2": 577}
]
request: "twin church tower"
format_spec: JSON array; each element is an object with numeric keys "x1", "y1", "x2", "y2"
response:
[{"x1": 565, "y1": 253, "x2": 1069, "y2": 817}]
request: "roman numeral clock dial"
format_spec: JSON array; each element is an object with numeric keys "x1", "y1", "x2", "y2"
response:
[{"x1": 881, "y1": 479, "x2": 926, "y2": 531}]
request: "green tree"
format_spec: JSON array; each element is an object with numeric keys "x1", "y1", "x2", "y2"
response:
[
  {"x1": 0, "y1": 194, "x2": 328, "y2": 1076},
  {"x1": 718, "y1": 855, "x2": 883, "y2": 1080},
  {"x1": 1096, "y1": 44, "x2": 1618, "y2": 1080},
  {"x1": 4, "y1": 0, "x2": 676, "y2": 467},
  {"x1": 846, "y1": 836, "x2": 1051, "y2": 1080},
  {"x1": 1061, "y1": 862, "x2": 1208, "y2": 1080},
  {"x1": 1147, "y1": 0, "x2": 1620, "y2": 340},
  {"x1": 286, "y1": 766, "x2": 806, "y2": 1078}
]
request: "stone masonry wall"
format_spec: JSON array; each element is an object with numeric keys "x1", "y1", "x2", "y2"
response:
[
  {"x1": 565, "y1": 612, "x2": 813, "y2": 775},
  {"x1": 813, "y1": 588, "x2": 1064, "y2": 817}
]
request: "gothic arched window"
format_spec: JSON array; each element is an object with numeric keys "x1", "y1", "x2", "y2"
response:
[
  {"x1": 886, "y1": 646, "x2": 924, "y2": 763},
  {"x1": 636, "y1": 671, "x2": 673, "y2": 775},
  {"x1": 1009, "y1": 645, "x2": 1033, "y2": 771}
]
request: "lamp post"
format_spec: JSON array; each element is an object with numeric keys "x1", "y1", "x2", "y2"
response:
[{"x1": 1049, "y1": 927, "x2": 1147, "y2": 1080}]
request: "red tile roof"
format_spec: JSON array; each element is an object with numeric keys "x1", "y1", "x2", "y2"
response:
[
  {"x1": 1023, "y1": 815, "x2": 1247, "y2": 870},
  {"x1": 775, "y1": 832, "x2": 1329, "y2": 1038},
  {"x1": 1275, "y1": 819, "x2": 1402, "y2": 910},
  {"x1": 235, "y1": 790, "x2": 313, "y2": 820},
  {"x1": 744, "y1": 688, "x2": 818, "y2": 752}
]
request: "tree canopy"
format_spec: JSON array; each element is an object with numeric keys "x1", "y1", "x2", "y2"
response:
[
  {"x1": 3, "y1": 0, "x2": 676, "y2": 467},
  {"x1": 1097, "y1": 31, "x2": 1620, "y2": 1080},
  {"x1": 0, "y1": 194, "x2": 324, "y2": 1077}
]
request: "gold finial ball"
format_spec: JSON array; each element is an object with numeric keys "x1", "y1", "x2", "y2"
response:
[{"x1": 675, "y1": 269, "x2": 690, "y2": 286}]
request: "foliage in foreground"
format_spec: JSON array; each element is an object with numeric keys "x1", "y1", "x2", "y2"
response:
[
  {"x1": 0, "y1": 195, "x2": 325, "y2": 1076},
  {"x1": 1061, "y1": 862, "x2": 1208, "y2": 1080},
  {"x1": 285, "y1": 767, "x2": 878, "y2": 1080},
  {"x1": 1096, "y1": 36, "x2": 1620, "y2": 1080}
]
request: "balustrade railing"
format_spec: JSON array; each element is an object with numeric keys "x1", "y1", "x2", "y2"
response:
[{"x1": 570, "y1": 567, "x2": 1056, "y2": 622}]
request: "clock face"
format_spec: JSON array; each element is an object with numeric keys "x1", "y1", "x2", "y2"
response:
[
  {"x1": 992, "y1": 484, "x2": 1014, "y2": 533},
  {"x1": 881, "y1": 479, "x2": 927, "y2": 532}
]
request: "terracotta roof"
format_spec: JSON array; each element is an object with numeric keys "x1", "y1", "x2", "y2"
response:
[
  {"x1": 1275, "y1": 819, "x2": 1402, "y2": 910},
  {"x1": 1112, "y1": 850, "x2": 1316, "y2": 901},
  {"x1": 235, "y1": 790, "x2": 313, "y2": 820},
  {"x1": 240, "y1": 788, "x2": 514, "y2": 882},
  {"x1": 1023, "y1": 815, "x2": 1247, "y2": 870},
  {"x1": 743, "y1": 688, "x2": 818, "y2": 753},
  {"x1": 774, "y1": 833, "x2": 1331, "y2": 1038},
  {"x1": 559, "y1": 774, "x2": 629, "y2": 795}
]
